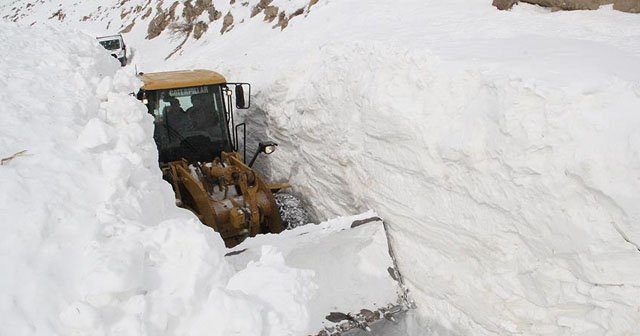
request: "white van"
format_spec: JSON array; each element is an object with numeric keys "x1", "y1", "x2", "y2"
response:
[{"x1": 97, "y1": 34, "x2": 127, "y2": 66}]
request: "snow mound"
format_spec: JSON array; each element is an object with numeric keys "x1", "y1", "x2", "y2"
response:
[
  {"x1": 0, "y1": 24, "x2": 313, "y2": 336},
  {"x1": 228, "y1": 211, "x2": 400, "y2": 333},
  {"x1": 262, "y1": 42, "x2": 640, "y2": 334}
]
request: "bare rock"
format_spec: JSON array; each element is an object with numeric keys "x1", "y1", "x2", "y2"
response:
[
  {"x1": 141, "y1": 7, "x2": 153, "y2": 20},
  {"x1": 613, "y1": 0, "x2": 640, "y2": 12},
  {"x1": 308, "y1": 0, "x2": 319, "y2": 10},
  {"x1": 251, "y1": 0, "x2": 273, "y2": 17},
  {"x1": 521, "y1": 0, "x2": 612, "y2": 10},
  {"x1": 290, "y1": 7, "x2": 305, "y2": 18},
  {"x1": 210, "y1": 9, "x2": 222, "y2": 21},
  {"x1": 49, "y1": 9, "x2": 66, "y2": 21},
  {"x1": 147, "y1": 11, "x2": 168, "y2": 39},
  {"x1": 493, "y1": 0, "x2": 519, "y2": 10},
  {"x1": 518, "y1": 0, "x2": 639, "y2": 12},
  {"x1": 220, "y1": 11, "x2": 234, "y2": 34},
  {"x1": 120, "y1": 8, "x2": 131, "y2": 19},
  {"x1": 146, "y1": 2, "x2": 180, "y2": 40},
  {"x1": 183, "y1": 0, "x2": 216, "y2": 23},
  {"x1": 193, "y1": 21, "x2": 208, "y2": 39},
  {"x1": 274, "y1": 11, "x2": 288, "y2": 29},
  {"x1": 182, "y1": 1, "x2": 199, "y2": 22},
  {"x1": 120, "y1": 19, "x2": 136, "y2": 33},
  {"x1": 263, "y1": 5, "x2": 279, "y2": 22}
]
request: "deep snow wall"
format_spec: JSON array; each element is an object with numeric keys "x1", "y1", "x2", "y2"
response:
[
  {"x1": 204, "y1": 3, "x2": 640, "y2": 334},
  {"x1": 171, "y1": 2, "x2": 640, "y2": 333},
  {"x1": 261, "y1": 42, "x2": 640, "y2": 334},
  {"x1": 0, "y1": 24, "x2": 314, "y2": 336}
]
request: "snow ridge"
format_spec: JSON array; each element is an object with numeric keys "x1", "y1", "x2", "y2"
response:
[
  {"x1": 0, "y1": 24, "x2": 314, "y2": 336},
  {"x1": 261, "y1": 42, "x2": 640, "y2": 334}
]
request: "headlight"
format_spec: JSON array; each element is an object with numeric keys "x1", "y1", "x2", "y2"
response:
[
  {"x1": 264, "y1": 145, "x2": 276, "y2": 154},
  {"x1": 259, "y1": 142, "x2": 278, "y2": 155}
]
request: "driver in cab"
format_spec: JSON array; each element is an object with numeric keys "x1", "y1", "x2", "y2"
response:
[
  {"x1": 187, "y1": 93, "x2": 219, "y2": 134},
  {"x1": 162, "y1": 96, "x2": 190, "y2": 134}
]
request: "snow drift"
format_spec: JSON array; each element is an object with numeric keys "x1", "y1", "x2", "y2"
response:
[
  {"x1": 0, "y1": 24, "x2": 314, "y2": 336},
  {"x1": 261, "y1": 41, "x2": 640, "y2": 334},
  {"x1": 2, "y1": 0, "x2": 640, "y2": 335}
]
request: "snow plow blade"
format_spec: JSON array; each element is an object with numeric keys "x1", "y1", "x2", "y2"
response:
[{"x1": 224, "y1": 211, "x2": 414, "y2": 335}]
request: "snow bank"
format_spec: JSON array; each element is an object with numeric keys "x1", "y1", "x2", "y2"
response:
[
  {"x1": 228, "y1": 211, "x2": 399, "y2": 333},
  {"x1": 260, "y1": 41, "x2": 640, "y2": 334},
  {"x1": 3, "y1": 0, "x2": 640, "y2": 334},
  {"x1": 154, "y1": 2, "x2": 640, "y2": 333},
  {"x1": 0, "y1": 24, "x2": 313, "y2": 336}
]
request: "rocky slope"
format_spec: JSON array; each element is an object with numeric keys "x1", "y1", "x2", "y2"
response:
[
  {"x1": 494, "y1": 0, "x2": 640, "y2": 12},
  {"x1": 0, "y1": 0, "x2": 319, "y2": 59}
]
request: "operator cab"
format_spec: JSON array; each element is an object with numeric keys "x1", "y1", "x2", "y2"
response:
[
  {"x1": 137, "y1": 70, "x2": 250, "y2": 163},
  {"x1": 146, "y1": 84, "x2": 231, "y2": 162}
]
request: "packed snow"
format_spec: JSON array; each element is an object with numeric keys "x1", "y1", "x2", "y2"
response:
[
  {"x1": 2, "y1": 0, "x2": 640, "y2": 335},
  {"x1": 227, "y1": 212, "x2": 400, "y2": 333},
  {"x1": 0, "y1": 24, "x2": 322, "y2": 336}
]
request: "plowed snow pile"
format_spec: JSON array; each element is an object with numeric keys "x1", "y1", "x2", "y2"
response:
[
  {"x1": 2, "y1": 0, "x2": 640, "y2": 335},
  {"x1": 0, "y1": 24, "x2": 314, "y2": 336},
  {"x1": 166, "y1": 2, "x2": 640, "y2": 334},
  {"x1": 265, "y1": 42, "x2": 640, "y2": 334}
]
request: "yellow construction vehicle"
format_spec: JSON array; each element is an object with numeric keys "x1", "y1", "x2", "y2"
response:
[
  {"x1": 137, "y1": 69, "x2": 412, "y2": 335},
  {"x1": 137, "y1": 69, "x2": 285, "y2": 247}
]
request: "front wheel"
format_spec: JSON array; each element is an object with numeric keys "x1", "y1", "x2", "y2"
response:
[{"x1": 274, "y1": 192, "x2": 312, "y2": 230}]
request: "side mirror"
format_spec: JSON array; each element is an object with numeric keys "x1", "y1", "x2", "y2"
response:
[{"x1": 235, "y1": 83, "x2": 250, "y2": 109}]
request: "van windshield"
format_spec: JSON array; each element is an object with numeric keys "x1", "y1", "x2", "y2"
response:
[{"x1": 99, "y1": 39, "x2": 120, "y2": 50}]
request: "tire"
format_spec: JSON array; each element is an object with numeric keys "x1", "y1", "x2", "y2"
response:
[{"x1": 274, "y1": 192, "x2": 312, "y2": 230}]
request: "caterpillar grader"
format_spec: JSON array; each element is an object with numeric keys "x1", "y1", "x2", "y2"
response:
[{"x1": 137, "y1": 69, "x2": 412, "y2": 335}]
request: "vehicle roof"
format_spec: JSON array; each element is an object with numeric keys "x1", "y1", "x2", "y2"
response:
[
  {"x1": 139, "y1": 69, "x2": 227, "y2": 90},
  {"x1": 96, "y1": 34, "x2": 123, "y2": 41}
]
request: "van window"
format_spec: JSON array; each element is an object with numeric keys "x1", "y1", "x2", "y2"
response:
[{"x1": 99, "y1": 40, "x2": 121, "y2": 50}]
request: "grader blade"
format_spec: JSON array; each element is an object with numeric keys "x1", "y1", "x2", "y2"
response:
[{"x1": 225, "y1": 212, "x2": 414, "y2": 335}]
